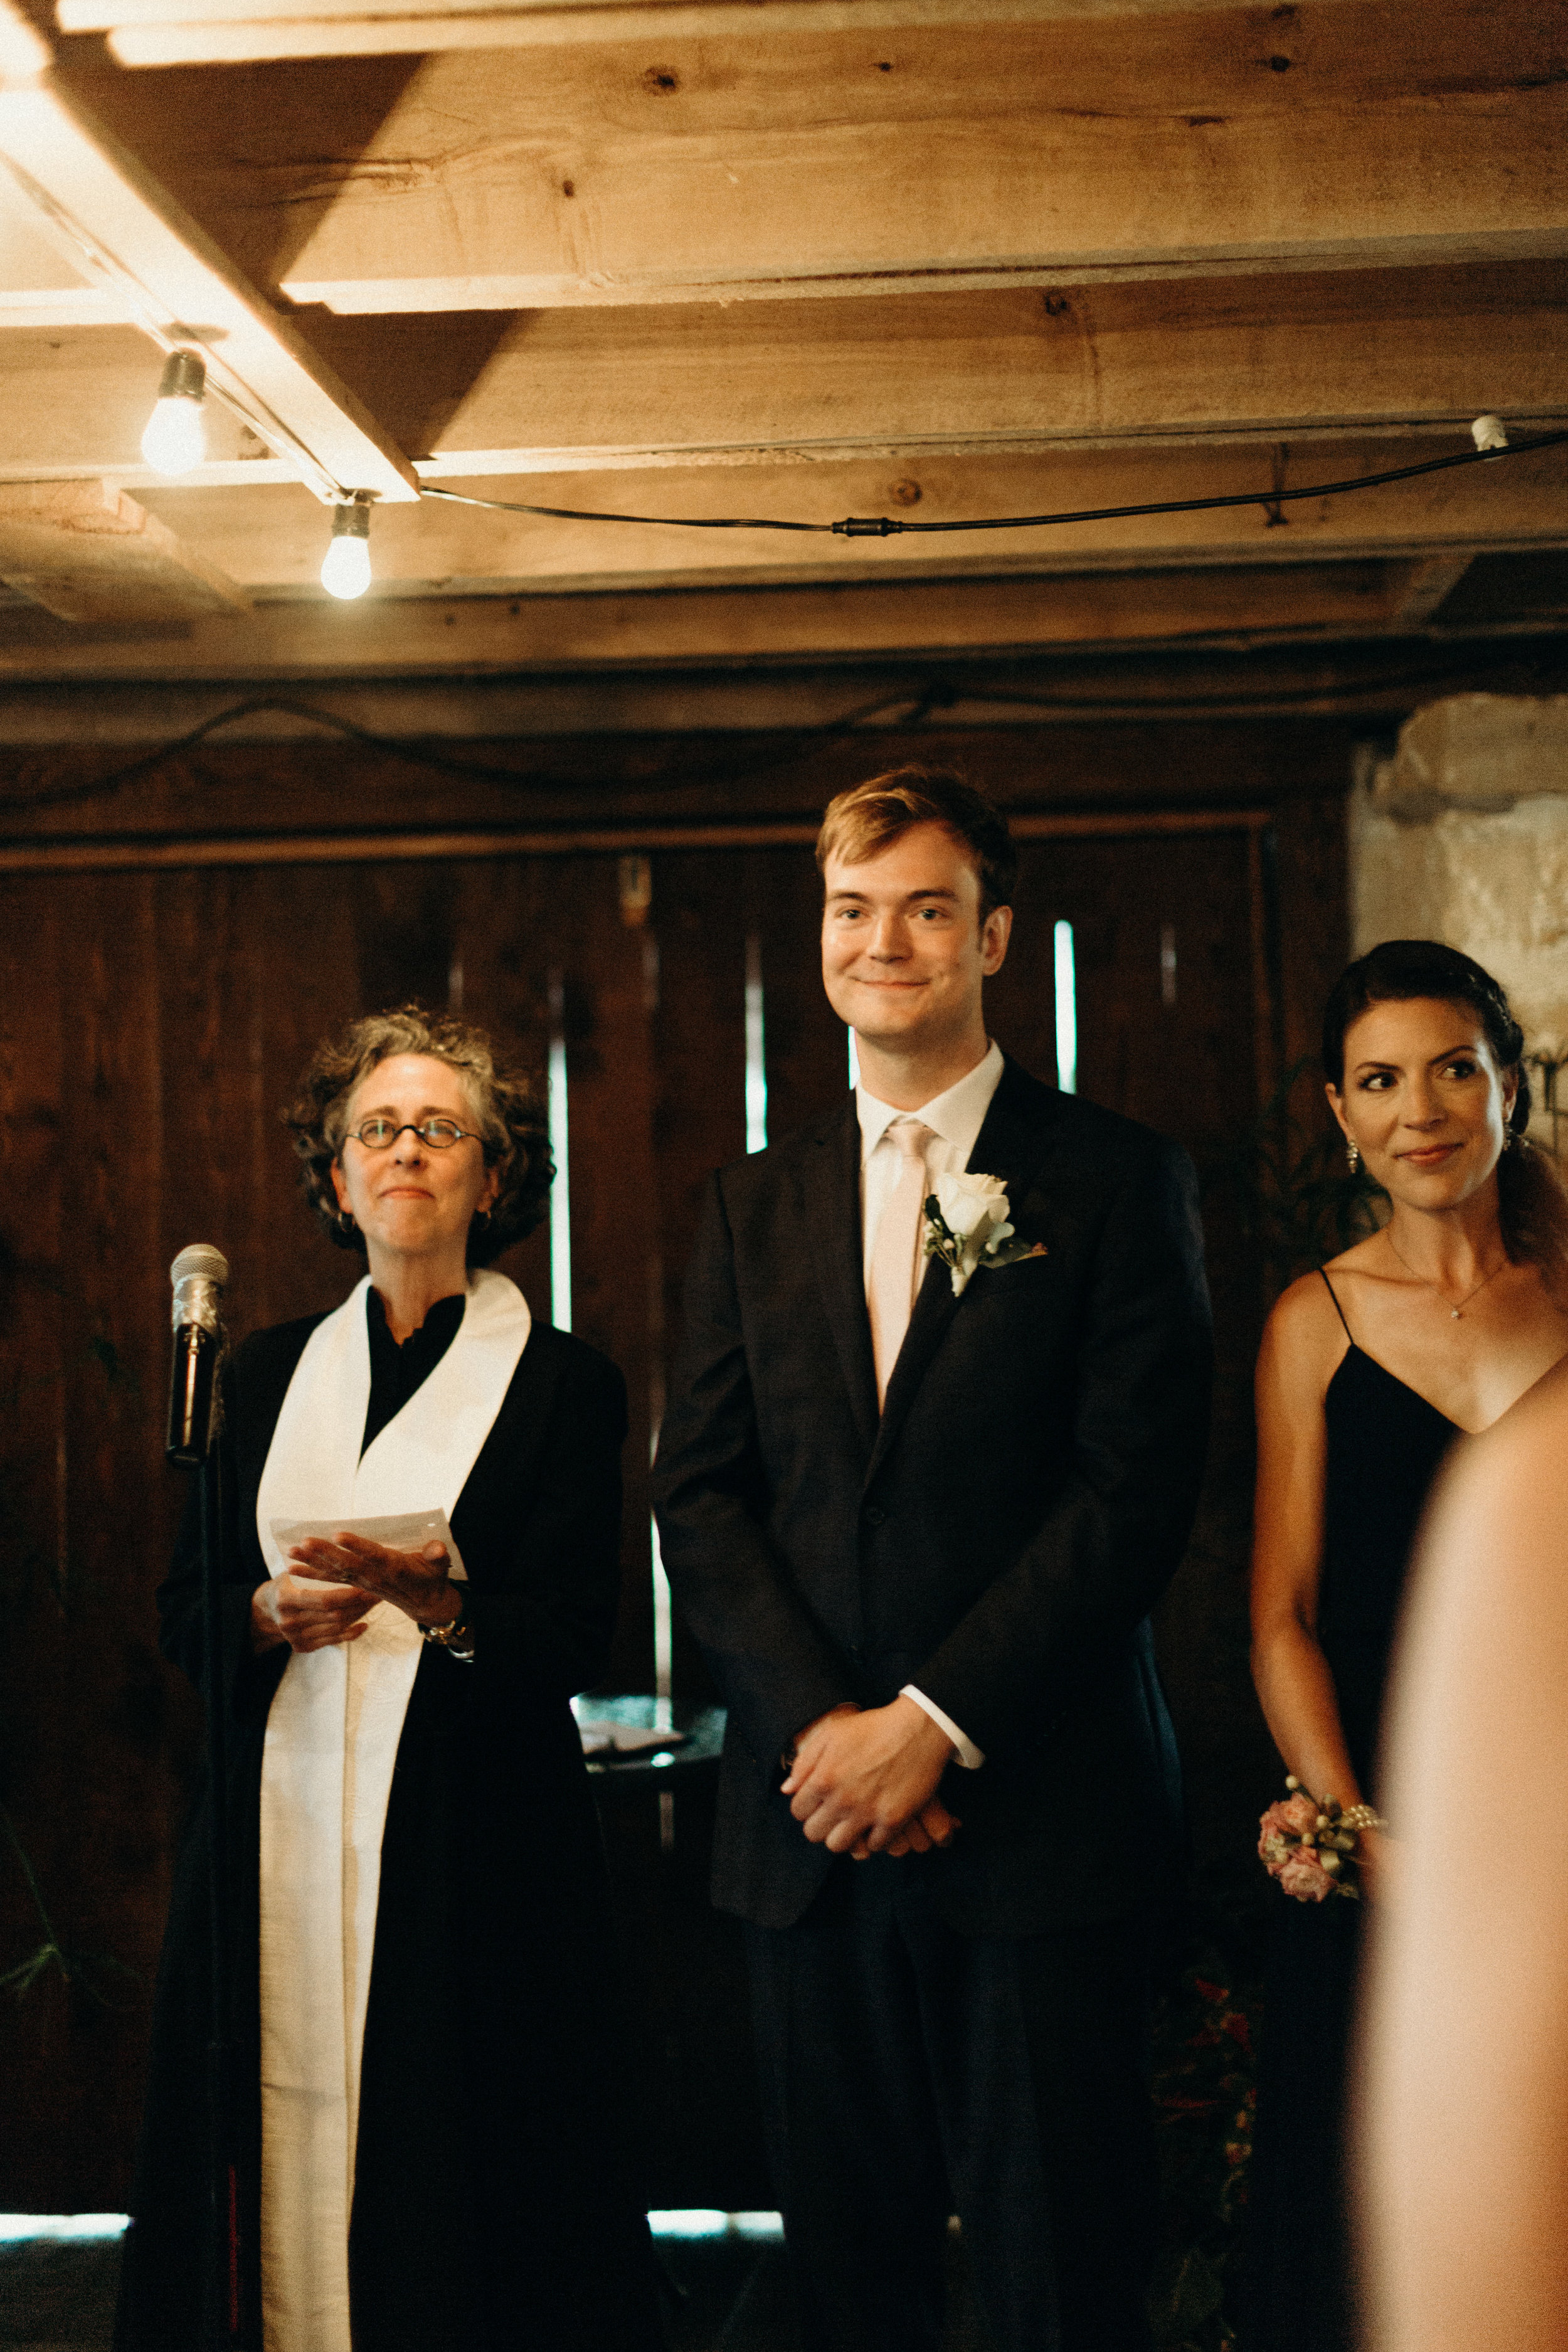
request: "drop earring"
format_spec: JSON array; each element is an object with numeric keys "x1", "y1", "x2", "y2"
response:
[{"x1": 1345, "y1": 1137, "x2": 1360, "y2": 1173}]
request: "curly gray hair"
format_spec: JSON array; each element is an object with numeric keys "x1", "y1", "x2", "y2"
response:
[{"x1": 283, "y1": 1004, "x2": 552, "y2": 1266}]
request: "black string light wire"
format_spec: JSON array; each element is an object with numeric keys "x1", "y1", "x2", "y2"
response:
[
  {"x1": 3, "y1": 648, "x2": 1565, "y2": 826},
  {"x1": 419, "y1": 425, "x2": 1568, "y2": 539}
]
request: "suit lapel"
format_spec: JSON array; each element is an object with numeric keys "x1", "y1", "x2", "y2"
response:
[
  {"x1": 805, "y1": 1099, "x2": 880, "y2": 1456},
  {"x1": 864, "y1": 1058, "x2": 1061, "y2": 1486}
]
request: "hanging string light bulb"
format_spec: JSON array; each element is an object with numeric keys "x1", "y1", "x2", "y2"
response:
[
  {"x1": 140, "y1": 349, "x2": 208, "y2": 477},
  {"x1": 320, "y1": 496, "x2": 372, "y2": 600}
]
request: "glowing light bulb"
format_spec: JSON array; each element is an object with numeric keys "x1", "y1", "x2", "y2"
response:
[
  {"x1": 320, "y1": 499, "x2": 372, "y2": 600},
  {"x1": 140, "y1": 350, "x2": 206, "y2": 476}
]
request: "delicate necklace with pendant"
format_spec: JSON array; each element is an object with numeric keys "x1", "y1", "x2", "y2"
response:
[{"x1": 1385, "y1": 1233, "x2": 1508, "y2": 1320}]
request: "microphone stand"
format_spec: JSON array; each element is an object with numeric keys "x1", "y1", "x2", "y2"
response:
[
  {"x1": 167, "y1": 1264, "x2": 241, "y2": 2348},
  {"x1": 199, "y1": 1426, "x2": 240, "y2": 2349}
]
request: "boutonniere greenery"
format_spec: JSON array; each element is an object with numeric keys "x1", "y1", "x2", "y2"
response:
[{"x1": 923, "y1": 1172, "x2": 1049, "y2": 1298}]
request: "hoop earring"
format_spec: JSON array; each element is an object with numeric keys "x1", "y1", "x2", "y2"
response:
[
  {"x1": 337, "y1": 1208, "x2": 357, "y2": 1236},
  {"x1": 473, "y1": 1207, "x2": 492, "y2": 1230},
  {"x1": 1345, "y1": 1138, "x2": 1360, "y2": 1173}
]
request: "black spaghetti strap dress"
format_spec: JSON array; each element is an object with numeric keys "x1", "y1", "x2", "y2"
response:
[{"x1": 1244, "y1": 1270, "x2": 1456, "y2": 2352}]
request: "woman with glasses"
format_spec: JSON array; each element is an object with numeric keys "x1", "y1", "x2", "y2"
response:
[{"x1": 117, "y1": 1005, "x2": 662, "y2": 2352}]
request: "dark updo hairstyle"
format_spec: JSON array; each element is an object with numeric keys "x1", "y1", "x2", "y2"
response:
[
  {"x1": 283, "y1": 1004, "x2": 552, "y2": 1267},
  {"x1": 1322, "y1": 940, "x2": 1568, "y2": 1294}
]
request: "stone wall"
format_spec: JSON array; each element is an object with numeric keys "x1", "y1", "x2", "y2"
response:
[{"x1": 1352, "y1": 694, "x2": 1568, "y2": 1140}]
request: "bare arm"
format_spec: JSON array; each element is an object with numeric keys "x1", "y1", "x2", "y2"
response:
[
  {"x1": 1359, "y1": 1360, "x2": 1568, "y2": 2352},
  {"x1": 1249, "y1": 1279, "x2": 1379, "y2": 1863}
]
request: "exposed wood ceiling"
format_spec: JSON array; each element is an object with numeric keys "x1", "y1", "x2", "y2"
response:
[{"x1": 0, "y1": 0, "x2": 1556, "y2": 676}]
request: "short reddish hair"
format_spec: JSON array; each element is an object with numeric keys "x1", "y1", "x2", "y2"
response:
[{"x1": 815, "y1": 765, "x2": 1017, "y2": 918}]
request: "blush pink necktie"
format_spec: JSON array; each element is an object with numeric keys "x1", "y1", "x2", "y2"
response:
[{"x1": 867, "y1": 1119, "x2": 935, "y2": 1408}]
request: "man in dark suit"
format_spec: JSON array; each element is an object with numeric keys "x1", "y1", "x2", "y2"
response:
[{"x1": 652, "y1": 769, "x2": 1212, "y2": 2352}]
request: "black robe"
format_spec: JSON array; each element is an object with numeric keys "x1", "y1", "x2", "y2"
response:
[{"x1": 115, "y1": 1296, "x2": 663, "y2": 2352}]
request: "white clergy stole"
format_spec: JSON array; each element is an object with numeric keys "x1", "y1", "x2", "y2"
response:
[{"x1": 253, "y1": 1269, "x2": 531, "y2": 2352}]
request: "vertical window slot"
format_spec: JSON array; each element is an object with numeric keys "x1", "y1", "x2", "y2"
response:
[
  {"x1": 1054, "y1": 919, "x2": 1078, "y2": 1096},
  {"x1": 1160, "y1": 923, "x2": 1177, "y2": 1008},
  {"x1": 547, "y1": 968, "x2": 571, "y2": 1331},
  {"x1": 744, "y1": 933, "x2": 768, "y2": 1154}
]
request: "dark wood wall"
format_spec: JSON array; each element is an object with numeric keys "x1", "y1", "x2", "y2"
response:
[{"x1": 0, "y1": 719, "x2": 1352, "y2": 2210}]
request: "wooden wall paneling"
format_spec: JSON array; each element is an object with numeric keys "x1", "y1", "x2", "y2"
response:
[
  {"x1": 149, "y1": 864, "x2": 273, "y2": 1962},
  {"x1": 447, "y1": 856, "x2": 557, "y2": 1327},
  {"x1": 39, "y1": 873, "x2": 168, "y2": 2210},
  {"x1": 982, "y1": 847, "x2": 1059, "y2": 1088},
  {"x1": 351, "y1": 858, "x2": 458, "y2": 1029},
  {"x1": 157, "y1": 865, "x2": 275, "y2": 1348},
  {"x1": 1037, "y1": 829, "x2": 1276, "y2": 1891},
  {"x1": 0, "y1": 734, "x2": 1361, "y2": 2208},
  {"x1": 744, "y1": 847, "x2": 849, "y2": 1144},
  {"x1": 593, "y1": 850, "x2": 773, "y2": 2210},
  {"x1": 1042, "y1": 831, "x2": 1258, "y2": 1145},
  {"x1": 552, "y1": 854, "x2": 659, "y2": 1694},
  {"x1": 1271, "y1": 790, "x2": 1353, "y2": 1148},
  {"x1": 644, "y1": 850, "x2": 748, "y2": 1707},
  {"x1": 237, "y1": 863, "x2": 379, "y2": 1339},
  {"x1": 0, "y1": 718, "x2": 1382, "y2": 854},
  {"x1": 0, "y1": 872, "x2": 73, "y2": 2208}
]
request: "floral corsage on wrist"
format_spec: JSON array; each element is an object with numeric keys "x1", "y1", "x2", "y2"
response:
[
  {"x1": 922, "y1": 1172, "x2": 1048, "y2": 1298},
  {"x1": 1258, "y1": 1777, "x2": 1385, "y2": 1903}
]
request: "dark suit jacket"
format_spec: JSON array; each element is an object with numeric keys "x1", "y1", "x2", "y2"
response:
[{"x1": 651, "y1": 1054, "x2": 1213, "y2": 1936}]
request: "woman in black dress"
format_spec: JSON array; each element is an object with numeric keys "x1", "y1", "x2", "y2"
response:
[
  {"x1": 1246, "y1": 941, "x2": 1568, "y2": 2352},
  {"x1": 116, "y1": 1005, "x2": 663, "y2": 2352}
]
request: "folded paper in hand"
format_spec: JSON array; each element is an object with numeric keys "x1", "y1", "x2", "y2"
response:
[
  {"x1": 578, "y1": 1720, "x2": 690, "y2": 1759},
  {"x1": 268, "y1": 1509, "x2": 468, "y2": 1581}
]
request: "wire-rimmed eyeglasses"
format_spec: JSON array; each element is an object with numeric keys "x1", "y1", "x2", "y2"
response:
[{"x1": 346, "y1": 1118, "x2": 479, "y2": 1152}]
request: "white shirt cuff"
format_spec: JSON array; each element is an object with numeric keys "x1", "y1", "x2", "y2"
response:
[{"x1": 899, "y1": 1685, "x2": 985, "y2": 1770}]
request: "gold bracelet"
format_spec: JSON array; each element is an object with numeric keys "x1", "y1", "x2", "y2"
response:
[{"x1": 421, "y1": 1611, "x2": 472, "y2": 1651}]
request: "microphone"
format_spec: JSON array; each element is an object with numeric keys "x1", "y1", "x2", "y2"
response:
[{"x1": 167, "y1": 1244, "x2": 230, "y2": 1467}]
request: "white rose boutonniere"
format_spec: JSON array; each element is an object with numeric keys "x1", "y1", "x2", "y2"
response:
[{"x1": 923, "y1": 1172, "x2": 1049, "y2": 1297}]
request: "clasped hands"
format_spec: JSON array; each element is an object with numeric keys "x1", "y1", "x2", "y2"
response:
[
  {"x1": 250, "y1": 1534, "x2": 460, "y2": 1655},
  {"x1": 781, "y1": 1697, "x2": 960, "y2": 1860}
]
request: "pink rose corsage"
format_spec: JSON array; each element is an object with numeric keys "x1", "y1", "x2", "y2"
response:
[{"x1": 1258, "y1": 1777, "x2": 1384, "y2": 1902}]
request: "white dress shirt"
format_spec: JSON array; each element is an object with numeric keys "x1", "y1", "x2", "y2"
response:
[{"x1": 856, "y1": 1039, "x2": 1004, "y2": 1771}]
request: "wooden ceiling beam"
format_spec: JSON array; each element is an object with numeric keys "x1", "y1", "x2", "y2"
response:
[
  {"x1": 0, "y1": 73, "x2": 420, "y2": 498},
  {"x1": 61, "y1": 0, "x2": 1370, "y2": 56},
  {"x1": 373, "y1": 266, "x2": 1568, "y2": 474},
  {"x1": 51, "y1": 0, "x2": 1567, "y2": 312},
  {"x1": 0, "y1": 559, "x2": 1425, "y2": 677},
  {"x1": 0, "y1": 478, "x2": 249, "y2": 618},
  {"x1": 0, "y1": 265, "x2": 1557, "y2": 486}
]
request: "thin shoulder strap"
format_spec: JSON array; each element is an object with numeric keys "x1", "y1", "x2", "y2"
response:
[{"x1": 1318, "y1": 1266, "x2": 1353, "y2": 1342}]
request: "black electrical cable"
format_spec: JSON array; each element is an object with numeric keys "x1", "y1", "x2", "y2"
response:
[
  {"x1": 2, "y1": 644, "x2": 1561, "y2": 827},
  {"x1": 0, "y1": 687, "x2": 931, "y2": 815},
  {"x1": 420, "y1": 428, "x2": 1567, "y2": 539},
  {"x1": 422, "y1": 485, "x2": 835, "y2": 532}
]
